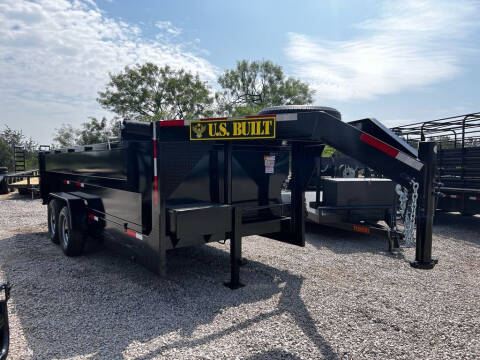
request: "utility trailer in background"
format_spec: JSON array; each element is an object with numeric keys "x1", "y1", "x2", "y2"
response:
[
  {"x1": 392, "y1": 112, "x2": 480, "y2": 216},
  {"x1": 39, "y1": 106, "x2": 439, "y2": 288},
  {"x1": 0, "y1": 146, "x2": 49, "y2": 196},
  {"x1": 5, "y1": 170, "x2": 40, "y2": 196}
]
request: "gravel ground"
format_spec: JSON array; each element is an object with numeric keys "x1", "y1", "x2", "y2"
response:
[{"x1": 0, "y1": 192, "x2": 479, "y2": 360}]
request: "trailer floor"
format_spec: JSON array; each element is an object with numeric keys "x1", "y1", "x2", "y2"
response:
[
  {"x1": 0, "y1": 192, "x2": 479, "y2": 360},
  {"x1": 10, "y1": 177, "x2": 39, "y2": 186}
]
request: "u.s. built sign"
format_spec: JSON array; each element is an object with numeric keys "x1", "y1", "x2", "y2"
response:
[{"x1": 190, "y1": 116, "x2": 276, "y2": 140}]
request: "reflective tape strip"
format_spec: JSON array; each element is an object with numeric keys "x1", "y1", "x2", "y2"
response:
[
  {"x1": 469, "y1": 196, "x2": 480, "y2": 200},
  {"x1": 126, "y1": 229, "x2": 143, "y2": 240},
  {"x1": 63, "y1": 180, "x2": 85, "y2": 187},
  {"x1": 153, "y1": 124, "x2": 158, "y2": 205},
  {"x1": 360, "y1": 133, "x2": 399, "y2": 157},
  {"x1": 88, "y1": 214, "x2": 99, "y2": 221},
  {"x1": 153, "y1": 171, "x2": 158, "y2": 204},
  {"x1": 395, "y1": 152, "x2": 424, "y2": 171},
  {"x1": 446, "y1": 194, "x2": 460, "y2": 199},
  {"x1": 276, "y1": 113, "x2": 297, "y2": 121},
  {"x1": 159, "y1": 120, "x2": 185, "y2": 127},
  {"x1": 360, "y1": 133, "x2": 423, "y2": 171}
]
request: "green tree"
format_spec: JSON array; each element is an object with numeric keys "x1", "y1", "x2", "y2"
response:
[
  {"x1": 52, "y1": 124, "x2": 79, "y2": 148},
  {"x1": 0, "y1": 126, "x2": 38, "y2": 171},
  {"x1": 52, "y1": 117, "x2": 121, "y2": 147},
  {"x1": 97, "y1": 63, "x2": 214, "y2": 121},
  {"x1": 0, "y1": 138, "x2": 12, "y2": 170},
  {"x1": 216, "y1": 60, "x2": 314, "y2": 116},
  {"x1": 78, "y1": 117, "x2": 113, "y2": 145}
]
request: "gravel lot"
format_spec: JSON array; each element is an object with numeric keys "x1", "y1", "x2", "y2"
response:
[{"x1": 0, "y1": 192, "x2": 479, "y2": 359}]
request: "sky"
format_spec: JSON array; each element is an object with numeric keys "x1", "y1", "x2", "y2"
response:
[{"x1": 0, "y1": 0, "x2": 479, "y2": 144}]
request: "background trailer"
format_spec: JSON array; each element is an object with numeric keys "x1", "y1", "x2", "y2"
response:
[
  {"x1": 39, "y1": 106, "x2": 439, "y2": 288},
  {"x1": 392, "y1": 112, "x2": 480, "y2": 216}
]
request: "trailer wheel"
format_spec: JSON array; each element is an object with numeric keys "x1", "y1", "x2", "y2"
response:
[
  {"x1": 58, "y1": 206, "x2": 85, "y2": 256},
  {"x1": 48, "y1": 199, "x2": 61, "y2": 244}
]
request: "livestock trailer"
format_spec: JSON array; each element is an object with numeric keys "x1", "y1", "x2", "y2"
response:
[
  {"x1": 392, "y1": 112, "x2": 480, "y2": 216},
  {"x1": 39, "y1": 106, "x2": 439, "y2": 288}
]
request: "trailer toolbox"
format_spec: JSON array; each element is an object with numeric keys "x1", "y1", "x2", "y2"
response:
[{"x1": 321, "y1": 178, "x2": 395, "y2": 207}]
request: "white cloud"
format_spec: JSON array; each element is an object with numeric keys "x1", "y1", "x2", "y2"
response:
[
  {"x1": 285, "y1": 0, "x2": 479, "y2": 101},
  {"x1": 0, "y1": 0, "x2": 218, "y2": 142},
  {"x1": 155, "y1": 20, "x2": 182, "y2": 37}
]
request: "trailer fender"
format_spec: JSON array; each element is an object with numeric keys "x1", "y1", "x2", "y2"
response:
[{"x1": 48, "y1": 192, "x2": 87, "y2": 232}]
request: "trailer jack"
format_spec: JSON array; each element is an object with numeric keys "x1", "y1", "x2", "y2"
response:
[
  {"x1": 411, "y1": 142, "x2": 438, "y2": 269},
  {"x1": 224, "y1": 207, "x2": 245, "y2": 290}
]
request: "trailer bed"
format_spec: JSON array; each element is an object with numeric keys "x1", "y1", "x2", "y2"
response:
[{"x1": 10, "y1": 177, "x2": 39, "y2": 187}]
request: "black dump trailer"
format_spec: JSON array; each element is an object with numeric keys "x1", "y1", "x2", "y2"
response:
[
  {"x1": 392, "y1": 112, "x2": 480, "y2": 216},
  {"x1": 39, "y1": 106, "x2": 439, "y2": 288}
]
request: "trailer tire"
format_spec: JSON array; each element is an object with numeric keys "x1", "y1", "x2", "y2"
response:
[
  {"x1": 48, "y1": 199, "x2": 61, "y2": 244},
  {"x1": 58, "y1": 206, "x2": 85, "y2": 256}
]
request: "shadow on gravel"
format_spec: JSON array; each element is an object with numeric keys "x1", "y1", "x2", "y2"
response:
[
  {"x1": 0, "y1": 192, "x2": 40, "y2": 202},
  {"x1": 245, "y1": 349, "x2": 302, "y2": 359},
  {"x1": 433, "y1": 212, "x2": 480, "y2": 246},
  {"x1": 305, "y1": 222, "x2": 397, "y2": 258},
  {"x1": 1, "y1": 231, "x2": 339, "y2": 360}
]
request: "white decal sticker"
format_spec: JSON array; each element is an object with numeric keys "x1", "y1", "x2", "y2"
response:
[{"x1": 264, "y1": 155, "x2": 276, "y2": 174}]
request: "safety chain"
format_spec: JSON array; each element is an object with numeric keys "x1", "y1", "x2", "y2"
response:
[{"x1": 395, "y1": 180, "x2": 419, "y2": 247}]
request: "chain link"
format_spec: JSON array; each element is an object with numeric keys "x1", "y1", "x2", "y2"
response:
[{"x1": 395, "y1": 180, "x2": 419, "y2": 247}]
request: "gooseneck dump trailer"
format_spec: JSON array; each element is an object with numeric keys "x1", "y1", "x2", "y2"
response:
[{"x1": 39, "y1": 106, "x2": 438, "y2": 288}]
